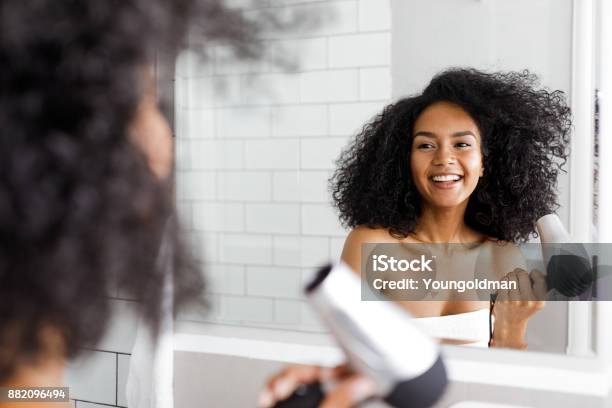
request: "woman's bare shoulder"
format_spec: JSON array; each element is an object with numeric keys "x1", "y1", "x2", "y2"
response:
[
  {"x1": 345, "y1": 225, "x2": 401, "y2": 244},
  {"x1": 340, "y1": 226, "x2": 402, "y2": 273}
]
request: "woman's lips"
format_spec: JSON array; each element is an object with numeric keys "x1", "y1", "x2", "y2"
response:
[{"x1": 429, "y1": 176, "x2": 463, "y2": 189}]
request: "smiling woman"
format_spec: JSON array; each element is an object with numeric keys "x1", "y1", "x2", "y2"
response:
[{"x1": 330, "y1": 68, "x2": 570, "y2": 349}]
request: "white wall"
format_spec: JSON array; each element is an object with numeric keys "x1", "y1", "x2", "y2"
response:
[{"x1": 175, "y1": 0, "x2": 392, "y2": 332}]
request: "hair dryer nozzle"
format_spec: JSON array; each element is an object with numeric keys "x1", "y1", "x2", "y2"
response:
[{"x1": 536, "y1": 214, "x2": 593, "y2": 298}]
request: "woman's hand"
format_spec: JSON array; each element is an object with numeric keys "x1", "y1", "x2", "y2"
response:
[
  {"x1": 490, "y1": 268, "x2": 547, "y2": 349},
  {"x1": 258, "y1": 364, "x2": 376, "y2": 408}
]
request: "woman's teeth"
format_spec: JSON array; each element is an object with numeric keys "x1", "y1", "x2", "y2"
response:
[{"x1": 431, "y1": 175, "x2": 462, "y2": 182}]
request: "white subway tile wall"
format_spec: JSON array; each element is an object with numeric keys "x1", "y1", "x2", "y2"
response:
[
  {"x1": 68, "y1": 350, "x2": 117, "y2": 406},
  {"x1": 176, "y1": 0, "x2": 391, "y2": 332},
  {"x1": 116, "y1": 354, "x2": 130, "y2": 407}
]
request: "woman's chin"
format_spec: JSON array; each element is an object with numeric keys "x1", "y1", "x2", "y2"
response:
[{"x1": 424, "y1": 195, "x2": 470, "y2": 210}]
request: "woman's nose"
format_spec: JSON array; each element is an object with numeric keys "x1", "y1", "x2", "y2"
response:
[{"x1": 432, "y1": 145, "x2": 456, "y2": 165}]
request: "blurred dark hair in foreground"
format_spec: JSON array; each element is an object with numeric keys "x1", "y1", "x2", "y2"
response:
[{"x1": 0, "y1": 0, "x2": 260, "y2": 382}]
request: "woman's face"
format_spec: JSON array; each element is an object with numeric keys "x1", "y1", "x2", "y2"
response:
[
  {"x1": 130, "y1": 69, "x2": 173, "y2": 180},
  {"x1": 410, "y1": 101, "x2": 484, "y2": 210}
]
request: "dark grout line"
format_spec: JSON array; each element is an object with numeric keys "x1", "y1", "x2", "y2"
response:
[
  {"x1": 73, "y1": 398, "x2": 118, "y2": 407},
  {"x1": 79, "y1": 346, "x2": 131, "y2": 356}
]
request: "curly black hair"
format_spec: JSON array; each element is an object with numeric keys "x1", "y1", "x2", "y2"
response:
[
  {"x1": 0, "y1": 0, "x2": 259, "y2": 382},
  {"x1": 331, "y1": 68, "x2": 571, "y2": 242}
]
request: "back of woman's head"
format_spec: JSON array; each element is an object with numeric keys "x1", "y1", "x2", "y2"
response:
[{"x1": 0, "y1": 0, "x2": 255, "y2": 382}]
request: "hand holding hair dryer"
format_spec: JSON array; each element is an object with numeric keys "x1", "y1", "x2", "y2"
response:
[{"x1": 274, "y1": 262, "x2": 447, "y2": 408}]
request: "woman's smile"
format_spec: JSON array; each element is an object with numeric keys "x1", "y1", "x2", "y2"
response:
[{"x1": 429, "y1": 173, "x2": 464, "y2": 189}]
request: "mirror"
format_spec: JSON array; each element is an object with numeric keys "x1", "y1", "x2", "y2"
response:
[{"x1": 172, "y1": 0, "x2": 598, "y2": 356}]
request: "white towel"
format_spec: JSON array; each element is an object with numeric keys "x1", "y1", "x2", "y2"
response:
[{"x1": 126, "y1": 225, "x2": 175, "y2": 408}]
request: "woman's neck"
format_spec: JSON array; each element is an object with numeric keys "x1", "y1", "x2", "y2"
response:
[
  {"x1": 2, "y1": 357, "x2": 65, "y2": 387},
  {"x1": 0, "y1": 358, "x2": 68, "y2": 408},
  {"x1": 413, "y1": 204, "x2": 479, "y2": 243},
  {"x1": 0, "y1": 325, "x2": 68, "y2": 408}
]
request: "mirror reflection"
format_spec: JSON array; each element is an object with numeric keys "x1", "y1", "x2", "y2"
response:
[{"x1": 174, "y1": 0, "x2": 594, "y2": 356}]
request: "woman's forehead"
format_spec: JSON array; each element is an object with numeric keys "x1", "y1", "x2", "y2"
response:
[{"x1": 413, "y1": 101, "x2": 480, "y2": 136}]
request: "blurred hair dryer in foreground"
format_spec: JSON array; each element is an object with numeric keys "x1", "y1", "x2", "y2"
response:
[
  {"x1": 274, "y1": 262, "x2": 447, "y2": 408},
  {"x1": 536, "y1": 214, "x2": 593, "y2": 298}
]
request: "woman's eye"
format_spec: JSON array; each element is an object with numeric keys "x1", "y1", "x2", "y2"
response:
[
  {"x1": 417, "y1": 143, "x2": 434, "y2": 149},
  {"x1": 456, "y1": 142, "x2": 471, "y2": 148}
]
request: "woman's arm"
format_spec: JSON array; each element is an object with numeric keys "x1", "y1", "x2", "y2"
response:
[{"x1": 482, "y1": 243, "x2": 546, "y2": 349}]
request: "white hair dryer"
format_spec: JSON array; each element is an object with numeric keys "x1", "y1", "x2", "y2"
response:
[{"x1": 273, "y1": 262, "x2": 447, "y2": 407}]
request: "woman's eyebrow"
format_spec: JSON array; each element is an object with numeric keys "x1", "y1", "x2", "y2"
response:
[
  {"x1": 452, "y1": 131, "x2": 477, "y2": 138},
  {"x1": 413, "y1": 131, "x2": 437, "y2": 138},
  {"x1": 413, "y1": 130, "x2": 477, "y2": 138}
]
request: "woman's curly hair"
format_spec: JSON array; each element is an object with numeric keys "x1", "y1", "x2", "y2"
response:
[
  {"x1": 331, "y1": 68, "x2": 571, "y2": 242},
  {"x1": 0, "y1": 0, "x2": 258, "y2": 381}
]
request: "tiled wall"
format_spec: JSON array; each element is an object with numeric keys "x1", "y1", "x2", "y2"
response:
[
  {"x1": 175, "y1": 0, "x2": 392, "y2": 331},
  {"x1": 66, "y1": 298, "x2": 139, "y2": 407}
]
